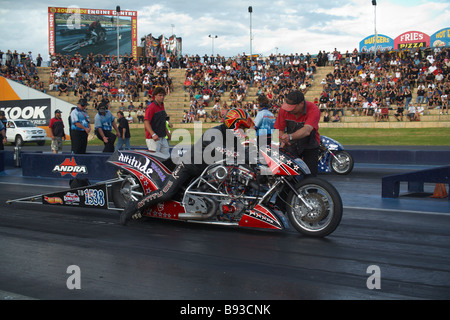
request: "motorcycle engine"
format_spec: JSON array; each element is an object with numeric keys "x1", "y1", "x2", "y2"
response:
[{"x1": 200, "y1": 164, "x2": 260, "y2": 221}]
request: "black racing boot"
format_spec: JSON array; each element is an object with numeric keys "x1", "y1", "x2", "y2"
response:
[{"x1": 119, "y1": 201, "x2": 139, "y2": 226}]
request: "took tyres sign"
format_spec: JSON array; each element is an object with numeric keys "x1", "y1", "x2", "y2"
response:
[{"x1": 0, "y1": 99, "x2": 51, "y2": 126}]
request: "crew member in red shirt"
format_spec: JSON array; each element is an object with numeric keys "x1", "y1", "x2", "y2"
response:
[
  {"x1": 49, "y1": 109, "x2": 66, "y2": 154},
  {"x1": 144, "y1": 86, "x2": 170, "y2": 159},
  {"x1": 274, "y1": 90, "x2": 321, "y2": 176}
]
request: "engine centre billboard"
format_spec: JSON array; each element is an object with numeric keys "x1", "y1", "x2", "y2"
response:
[{"x1": 48, "y1": 6, "x2": 137, "y2": 59}]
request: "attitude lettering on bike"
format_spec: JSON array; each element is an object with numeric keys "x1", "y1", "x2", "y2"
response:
[{"x1": 118, "y1": 153, "x2": 154, "y2": 177}]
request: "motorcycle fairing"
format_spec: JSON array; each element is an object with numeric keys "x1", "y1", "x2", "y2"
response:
[
  {"x1": 239, "y1": 204, "x2": 284, "y2": 230},
  {"x1": 318, "y1": 158, "x2": 332, "y2": 173},
  {"x1": 108, "y1": 150, "x2": 172, "y2": 194},
  {"x1": 320, "y1": 136, "x2": 343, "y2": 151},
  {"x1": 259, "y1": 146, "x2": 310, "y2": 176},
  {"x1": 318, "y1": 136, "x2": 344, "y2": 173}
]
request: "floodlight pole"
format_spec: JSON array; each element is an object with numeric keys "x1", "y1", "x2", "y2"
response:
[
  {"x1": 372, "y1": 0, "x2": 377, "y2": 53},
  {"x1": 116, "y1": 5, "x2": 120, "y2": 63},
  {"x1": 249, "y1": 6, "x2": 253, "y2": 62}
]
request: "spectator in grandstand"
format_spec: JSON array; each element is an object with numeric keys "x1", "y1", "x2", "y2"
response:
[
  {"x1": 394, "y1": 106, "x2": 404, "y2": 121},
  {"x1": 36, "y1": 54, "x2": 43, "y2": 67},
  {"x1": 416, "y1": 85, "x2": 426, "y2": 105},
  {"x1": 379, "y1": 104, "x2": 390, "y2": 122},
  {"x1": 441, "y1": 86, "x2": 449, "y2": 115},
  {"x1": 58, "y1": 81, "x2": 69, "y2": 96},
  {"x1": 181, "y1": 110, "x2": 189, "y2": 124},
  {"x1": 136, "y1": 107, "x2": 145, "y2": 123},
  {"x1": 197, "y1": 105, "x2": 207, "y2": 122},
  {"x1": 126, "y1": 113, "x2": 134, "y2": 123},
  {"x1": 403, "y1": 87, "x2": 413, "y2": 108},
  {"x1": 407, "y1": 105, "x2": 417, "y2": 121}
]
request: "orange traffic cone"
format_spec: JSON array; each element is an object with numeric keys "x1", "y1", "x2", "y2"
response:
[{"x1": 430, "y1": 183, "x2": 448, "y2": 199}]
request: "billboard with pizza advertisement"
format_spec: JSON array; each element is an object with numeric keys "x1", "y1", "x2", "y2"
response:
[{"x1": 394, "y1": 31, "x2": 430, "y2": 50}]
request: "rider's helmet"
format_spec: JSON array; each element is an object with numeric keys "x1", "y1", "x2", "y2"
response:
[
  {"x1": 223, "y1": 108, "x2": 254, "y2": 139},
  {"x1": 224, "y1": 108, "x2": 254, "y2": 130}
]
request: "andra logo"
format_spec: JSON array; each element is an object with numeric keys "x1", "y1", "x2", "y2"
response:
[{"x1": 53, "y1": 157, "x2": 88, "y2": 177}]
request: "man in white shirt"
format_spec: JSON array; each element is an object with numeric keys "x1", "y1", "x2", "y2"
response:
[
  {"x1": 197, "y1": 106, "x2": 207, "y2": 122},
  {"x1": 407, "y1": 105, "x2": 416, "y2": 121}
]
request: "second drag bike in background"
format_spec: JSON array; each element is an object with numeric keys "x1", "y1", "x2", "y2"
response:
[{"x1": 318, "y1": 135, "x2": 354, "y2": 175}]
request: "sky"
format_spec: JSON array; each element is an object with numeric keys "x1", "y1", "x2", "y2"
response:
[{"x1": 0, "y1": 0, "x2": 449, "y2": 60}]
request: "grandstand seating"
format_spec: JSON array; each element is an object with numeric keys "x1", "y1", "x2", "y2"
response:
[{"x1": 36, "y1": 64, "x2": 450, "y2": 130}]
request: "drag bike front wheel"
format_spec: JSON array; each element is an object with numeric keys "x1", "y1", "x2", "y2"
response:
[
  {"x1": 286, "y1": 177, "x2": 342, "y2": 237},
  {"x1": 330, "y1": 150, "x2": 354, "y2": 175}
]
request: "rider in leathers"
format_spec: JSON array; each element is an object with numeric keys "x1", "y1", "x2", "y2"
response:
[
  {"x1": 87, "y1": 20, "x2": 103, "y2": 43},
  {"x1": 120, "y1": 108, "x2": 255, "y2": 225}
]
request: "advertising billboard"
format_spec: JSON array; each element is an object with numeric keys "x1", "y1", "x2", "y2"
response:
[
  {"x1": 48, "y1": 6, "x2": 137, "y2": 59},
  {"x1": 430, "y1": 27, "x2": 450, "y2": 48},
  {"x1": 1, "y1": 75, "x2": 80, "y2": 138},
  {"x1": 359, "y1": 34, "x2": 394, "y2": 52},
  {"x1": 393, "y1": 31, "x2": 430, "y2": 50},
  {"x1": 359, "y1": 27, "x2": 449, "y2": 53}
]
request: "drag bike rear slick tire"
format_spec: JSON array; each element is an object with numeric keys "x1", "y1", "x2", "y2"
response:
[
  {"x1": 111, "y1": 173, "x2": 144, "y2": 209},
  {"x1": 330, "y1": 150, "x2": 354, "y2": 175},
  {"x1": 286, "y1": 177, "x2": 343, "y2": 237}
]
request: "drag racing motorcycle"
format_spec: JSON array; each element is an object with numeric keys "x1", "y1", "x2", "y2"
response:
[
  {"x1": 109, "y1": 144, "x2": 343, "y2": 237},
  {"x1": 62, "y1": 27, "x2": 107, "y2": 53},
  {"x1": 7, "y1": 145, "x2": 343, "y2": 238},
  {"x1": 318, "y1": 135, "x2": 354, "y2": 175}
]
